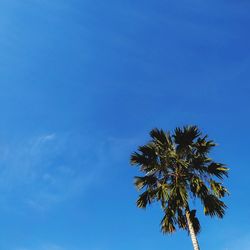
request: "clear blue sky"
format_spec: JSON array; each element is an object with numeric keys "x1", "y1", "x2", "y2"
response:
[{"x1": 0, "y1": 0, "x2": 249, "y2": 249}]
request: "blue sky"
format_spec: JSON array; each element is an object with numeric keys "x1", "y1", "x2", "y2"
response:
[{"x1": 0, "y1": 0, "x2": 250, "y2": 249}]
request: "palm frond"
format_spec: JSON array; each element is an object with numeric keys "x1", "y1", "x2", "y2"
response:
[
  {"x1": 203, "y1": 194, "x2": 227, "y2": 218},
  {"x1": 136, "y1": 190, "x2": 156, "y2": 208},
  {"x1": 161, "y1": 209, "x2": 176, "y2": 234},
  {"x1": 190, "y1": 155, "x2": 212, "y2": 173},
  {"x1": 177, "y1": 208, "x2": 187, "y2": 230},
  {"x1": 169, "y1": 185, "x2": 189, "y2": 208},
  {"x1": 207, "y1": 162, "x2": 229, "y2": 179},
  {"x1": 130, "y1": 144, "x2": 159, "y2": 173},
  {"x1": 134, "y1": 175, "x2": 158, "y2": 190},
  {"x1": 194, "y1": 136, "x2": 216, "y2": 155},
  {"x1": 150, "y1": 128, "x2": 172, "y2": 148},
  {"x1": 174, "y1": 125, "x2": 201, "y2": 148},
  {"x1": 190, "y1": 176, "x2": 209, "y2": 199},
  {"x1": 209, "y1": 180, "x2": 229, "y2": 198},
  {"x1": 156, "y1": 183, "x2": 170, "y2": 208}
]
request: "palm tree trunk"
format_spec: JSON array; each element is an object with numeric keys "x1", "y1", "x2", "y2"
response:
[{"x1": 185, "y1": 210, "x2": 200, "y2": 250}]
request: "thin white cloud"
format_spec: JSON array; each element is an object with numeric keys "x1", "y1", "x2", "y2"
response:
[
  {"x1": 37, "y1": 133, "x2": 56, "y2": 143},
  {"x1": 0, "y1": 132, "x2": 135, "y2": 212},
  {"x1": 0, "y1": 132, "x2": 98, "y2": 211}
]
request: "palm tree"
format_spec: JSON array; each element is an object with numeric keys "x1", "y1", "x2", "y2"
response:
[{"x1": 130, "y1": 126, "x2": 229, "y2": 250}]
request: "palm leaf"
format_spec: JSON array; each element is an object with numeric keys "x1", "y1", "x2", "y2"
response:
[
  {"x1": 203, "y1": 194, "x2": 227, "y2": 218},
  {"x1": 161, "y1": 208, "x2": 176, "y2": 234},
  {"x1": 207, "y1": 163, "x2": 229, "y2": 179},
  {"x1": 209, "y1": 180, "x2": 229, "y2": 198},
  {"x1": 174, "y1": 125, "x2": 201, "y2": 148},
  {"x1": 134, "y1": 175, "x2": 158, "y2": 190}
]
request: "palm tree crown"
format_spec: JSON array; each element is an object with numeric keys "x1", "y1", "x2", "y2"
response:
[{"x1": 130, "y1": 126, "x2": 229, "y2": 248}]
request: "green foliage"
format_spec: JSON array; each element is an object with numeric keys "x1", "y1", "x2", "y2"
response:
[{"x1": 131, "y1": 125, "x2": 229, "y2": 235}]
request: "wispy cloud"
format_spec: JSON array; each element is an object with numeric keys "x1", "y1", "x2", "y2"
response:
[
  {"x1": 0, "y1": 133, "x2": 97, "y2": 211},
  {"x1": 0, "y1": 132, "x2": 136, "y2": 212}
]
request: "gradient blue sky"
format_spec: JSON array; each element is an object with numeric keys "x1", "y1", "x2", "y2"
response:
[{"x1": 0, "y1": 0, "x2": 250, "y2": 249}]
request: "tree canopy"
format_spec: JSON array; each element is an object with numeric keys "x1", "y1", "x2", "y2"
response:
[{"x1": 131, "y1": 126, "x2": 229, "y2": 237}]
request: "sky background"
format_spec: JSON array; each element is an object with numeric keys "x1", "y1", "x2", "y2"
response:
[{"x1": 0, "y1": 0, "x2": 250, "y2": 249}]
